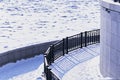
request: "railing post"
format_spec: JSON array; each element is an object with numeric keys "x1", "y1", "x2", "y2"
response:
[
  {"x1": 49, "y1": 46, "x2": 52, "y2": 65},
  {"x1": 80, "y1": 32, "x2": 83, "y2": 48},
  {"x1": 63, "y1": 38, "x2": 65, "y2": 56},
  {"x1": 46, "y1": 67, "x2": 49, "y2": 80},
  {"x1": 52, "y1": 45, "x2": 54, "y2": 63},
  {"x1": 50, "y1": 45, "x2": 54, "y2": 64},
  {"x1": 93, "y1": 31, "x2": 95, "y2": 44},
  {"x1": 98, "y1": 30, "x2": 100, "y2": 43},
  {"x1": 114, "y1": 0, "x2": 118, "y2": 2},
  {"x1": 92, "y1": 32, "x2": 94, "y2": 44},
  {"x1": 90, "y1": 31, "x2": 92, "y2": 45},
  {"x1": 85, "y1": 31, "x2": 87, "y2": 47},
  {"x1": 66, "y1": 37, "x2": 68, "y2": 54},
  {"x1": 77, "y1": 34, "x2": 79, "y2": 48},
  {"x1": 95, "y1": 31, "x2": 97, "y2": 43},
  {"x1": 46, "y1": 68, "x2": 52, "y2": 80},
  {"x1": 44, "y1": 55, "x2": 46, "y2": 73}
]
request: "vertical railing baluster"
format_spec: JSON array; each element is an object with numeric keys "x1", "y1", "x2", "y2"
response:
[
  {"x1": 98, "y1": 30, "x2": 100, "y2": 43},
  {"x1": 90, "y1": 31, "x2": 92, "y2": 45},
  {"x1": 94, "y1": 31, "x2": 95, "y2": 43},
  {"x1": 80, "y1": 32, "x2": 83, "y2": 48},
  {"x1": 114, "y1": 0, "x2": 118, "y2": 2},
  {"x1": 94, "y1": 31, "x2": 96, "y2": 43},
  {"x1": 78, "y1": 34, "x2": 80, "y2": 48},
  {"x1": 63, "y1": 38, "x2": 65, "y2": 56},
  {"x1": 93, "y1": 31, "x2": 94, "y2": 44},
  {"x1": 96, "y1": 31, "x2": 98, "y2": 43},
  {"x1": 44, "y1": 55, "x2": 46, "y2": 74},
  {"x1": 96, "y1": 30, "x2": 98, "y2": 43},
  {"x1": 77, "y1": 34, "x2": 79, "y2": 48},
  {"x1": 87, "y1": 32, "x2": 89, "y2": 45},
  {"x1": 47, "y1": 68, "x2": 52, "y2": 80},
  {"x1": 66, "y1": 37, "x2": 68, "y2": 54},
  {"x1": 92, "y1": 32, "x2": 93, "y2": 44},
  {"x1": 74, "y1": 35, "x2": 77, "y2": 48},
  {"x1": 91, "y1": 32, "x2": 92, "y2": 44},
  {"x1": 50, "y1": 45, "x2": 54, "y2": 64},
  {"x1": 85, "y1": 31, "x2": 87, "y2": 47},
  {"x1": 89, "y1": 32, "x2": 91, "y2": 45}
]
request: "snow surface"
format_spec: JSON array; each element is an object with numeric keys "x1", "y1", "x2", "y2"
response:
[
  {"x1": 62, "y1": 56, "x2": 112, "y2": 80},
  {"x1": 0, "y1": 0, "x2": 100, "y2": 53},
  {"x1": 0, "y1": 55, "x2": 44, "y2": 80}
]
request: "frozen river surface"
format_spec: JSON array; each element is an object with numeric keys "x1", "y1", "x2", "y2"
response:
[{"x1": 0, "y1": 0, "x2": 100, "y2": 52}]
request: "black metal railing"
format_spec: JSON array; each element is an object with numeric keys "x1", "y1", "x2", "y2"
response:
[
  {"x1": 114, "y1": 0, "x2": 120, "y2": 3},
  {"x1": 44, "y1": 29, "x2": 100, "y2": 80}
]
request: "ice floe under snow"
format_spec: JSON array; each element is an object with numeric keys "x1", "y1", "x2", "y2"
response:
[{"x1": 0, "y1": 0, "x2": 100, "y2": 53}]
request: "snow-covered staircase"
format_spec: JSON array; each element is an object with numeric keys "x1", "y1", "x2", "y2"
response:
[{"x1": 50, "y1": 44, "x2": 100, "y2": 79}]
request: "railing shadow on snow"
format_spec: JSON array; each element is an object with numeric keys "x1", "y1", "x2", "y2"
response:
[{"x1": 44, "y1": 29, "x2": 100, "y2": 80}]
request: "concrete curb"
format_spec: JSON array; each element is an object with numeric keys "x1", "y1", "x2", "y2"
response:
[{"x1": 0, "y1": 40, "x2": 59, "y2": 67}]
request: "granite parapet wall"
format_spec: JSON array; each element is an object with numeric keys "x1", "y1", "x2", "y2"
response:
[{"x1": 0, "y1": 40, "x2": 58, "y2": 67}]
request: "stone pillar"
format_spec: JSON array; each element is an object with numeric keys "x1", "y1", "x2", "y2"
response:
[{"x1": 100, "y1": 0, "x2": 120, "y2": 79}]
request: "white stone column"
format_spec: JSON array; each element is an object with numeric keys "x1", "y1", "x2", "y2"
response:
[{"x1": 100, "y1": 0, "x2": 120, "y2": 79}]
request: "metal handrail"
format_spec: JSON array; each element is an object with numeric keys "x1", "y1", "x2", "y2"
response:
[
  {"x1": 113, "y1": 0, "x2": 120, "y2": 3},
  {"x1": 44, "y1": 29, "x2": 100, "y2": 80}
]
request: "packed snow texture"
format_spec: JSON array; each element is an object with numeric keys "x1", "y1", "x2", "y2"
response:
[
  {"x1": 62, "y1": 56, "x2": 112, "y2": 80},
  {"x1": 0, "y1": 0, "x2": 100, "y2": 52},
  {"x1": 0, "y1": 55, "x2": 44, "y2": 80}
]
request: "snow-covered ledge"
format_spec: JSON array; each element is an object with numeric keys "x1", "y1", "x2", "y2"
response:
[{"x1": 100, "y1": 0, "x2": 120, "y2": 79}]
